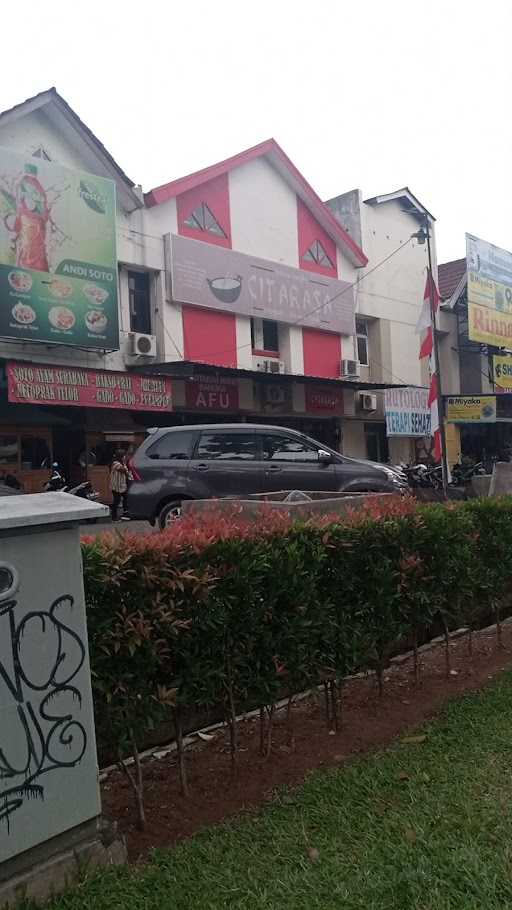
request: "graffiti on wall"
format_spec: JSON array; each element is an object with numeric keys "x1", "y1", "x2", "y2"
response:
[{"x1": 0, "y1": 561, "x2": 87, "y2": 833}]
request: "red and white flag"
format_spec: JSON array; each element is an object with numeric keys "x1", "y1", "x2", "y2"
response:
[
  {"x1": 416, "y1": 272, "x2": 440, "y2": 361},
  {"x1": 417, "y1": 270, "x2": 442, "y2": 463}
]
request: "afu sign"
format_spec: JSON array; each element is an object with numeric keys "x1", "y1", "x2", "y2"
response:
[
  {"x1": 185, "y1": 374, "x2": 240, "y2": 410},
  {"x1": 384, "y1": 386, "x2": 430, "y2": 437}
]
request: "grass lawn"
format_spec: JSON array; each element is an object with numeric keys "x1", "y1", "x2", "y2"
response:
[{"x1": 41, "y1": 673, "x2": 512, "y2": 910}]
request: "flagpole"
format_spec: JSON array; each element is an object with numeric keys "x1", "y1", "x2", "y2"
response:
[{"x1": 425, "y1": 219, "x2": 449, "y2": 497}]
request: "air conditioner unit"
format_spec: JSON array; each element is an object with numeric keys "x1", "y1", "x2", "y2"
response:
[
  {"x1": 360, "y1": 392, "x2": 377, "y2": 412},
  {"x1": 341, "y1": 359, "x2": 360, "y2": 378},
  {"x1": 256, "y1": 359, "x2": 285, "y2": 374},
  {"x1": 126, "y1": 332, "x2": 157, "y2": 359}
]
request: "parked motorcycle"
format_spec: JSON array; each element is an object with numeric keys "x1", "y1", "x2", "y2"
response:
[{"x1": 42, "y1": 464, "x2": 99, "y2": 503}]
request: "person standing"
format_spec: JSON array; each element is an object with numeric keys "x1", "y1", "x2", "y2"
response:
[{"x1": 110, "y1": 450, "x2": 129, "y2": 522}]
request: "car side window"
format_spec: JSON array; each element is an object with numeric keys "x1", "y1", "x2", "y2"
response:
[
  {"x1": 196, "y1": 432, "x2": 256, "y2": 461},
  {"x1": 146, "y1": 430, "x2": 196, "y2": 460},
  {"x1": 259, "y1": 434, "x2": 320, "y2": 463}
]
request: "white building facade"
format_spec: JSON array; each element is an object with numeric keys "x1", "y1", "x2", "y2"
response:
[{"x1": 0, "y1": 88, "x2": 438, "y2": 499}]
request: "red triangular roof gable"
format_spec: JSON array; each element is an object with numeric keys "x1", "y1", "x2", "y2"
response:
[{"x1": 145, "y1": 138, "x2": 368, "y2": 267}]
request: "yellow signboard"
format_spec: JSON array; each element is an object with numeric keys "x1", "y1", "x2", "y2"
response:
[
  {"x1": 468, "y1": 302, "x2": 512, "y2": 348},
  {"x1": 493, "y1": 355, "x2": 512, "y2": 390},
  {"x1": 467, "y1": 235, "x2": 512, "y2": 345},
  {"x1": 446, "y1": 396, "x2": 496, "y2": 423}
]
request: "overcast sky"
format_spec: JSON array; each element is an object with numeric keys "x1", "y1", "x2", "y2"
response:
[{"x1": 3, "y1": 1, "x2": 510, "y2": 263}]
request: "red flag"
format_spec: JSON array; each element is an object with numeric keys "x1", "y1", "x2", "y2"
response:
[
  {"x1": 417, "y1": 271, "x2": 439, "y2": 361},
  {"x1": 428, "y1": 372, "x2": 438, "y2": 407},
  {"x1": 419, "y1": 326, "x2": 433, "y2": 360}
]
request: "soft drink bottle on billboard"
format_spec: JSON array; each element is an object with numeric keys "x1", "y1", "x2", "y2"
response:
[{"x1": 5, "y1": 163, "x2": 50, "y2": 271}]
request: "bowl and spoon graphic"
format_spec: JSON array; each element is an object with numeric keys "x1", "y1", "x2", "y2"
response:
[{"x1": 206, "y1": 275, "x2": 242, "y2": 304}]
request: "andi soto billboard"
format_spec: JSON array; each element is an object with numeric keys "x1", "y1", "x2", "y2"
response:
[{"x1": 0, "y1": 148, "x2": 118, "y2": 349}]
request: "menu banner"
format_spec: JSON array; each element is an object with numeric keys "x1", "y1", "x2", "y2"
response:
[
  {"x1": 7, "y1": 361, "x2": 172, "y2": 411},
  {"x1": 0, "y1": 147, "x2": 118, "y2": 349}
]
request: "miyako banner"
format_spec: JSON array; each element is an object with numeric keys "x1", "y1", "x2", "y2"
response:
[
  {"x1": 446, "y1": 396, "x2": 496, "y2": 423},
  {"x1": 0, "y1": 148, "x2": 118, "y2": 349},
  {"x1": 384, "y1": 387, "x2": 430, "y2": 437},
  {"x1": 467, "y1": 234, "x2": 512, "y2": 347}
]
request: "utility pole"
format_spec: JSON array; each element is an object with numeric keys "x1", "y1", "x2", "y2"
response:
[{"x1": 424, "y1": 219, "x2": 449, "y2": 497}]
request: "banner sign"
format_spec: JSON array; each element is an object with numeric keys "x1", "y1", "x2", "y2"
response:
[
  {"x1": 467, "y1": 234, "x2": 512, "y2": 347},
  {"x1": 7, "y1": 361, "x2": 172, "y2": 411},
  {"x1": 468, "y1": 302, "x2": 512, "y2": 348},
  {"x1": 384, "y1": 387, "x2": 430, "y2": 437},
  {"x1": 185, "y1": 374, "x2": 239, "y2": 410},
  {"x1": 170, "y1": 233, "x2": 355, "y2": 335},
  {"x1": 305, "y1": 385, "x2": 344, "y2": 413},
  {"x1": 446, "y1": 395, "x2": 496, "y2": 423},
  {"x1": 0, "y1": 148, "x2": 118, "y2": 349},
  {"x1": 493, "y1": 355, "x2": 512, "y2": 391}
]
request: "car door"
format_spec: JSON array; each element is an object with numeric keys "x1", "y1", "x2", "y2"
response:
[
  {"x1": 188, "y1": 428, "x2": 263, "y2": 498},
  {"x1": 255, "y1": 431, "x2": 340, "y2": 493}
]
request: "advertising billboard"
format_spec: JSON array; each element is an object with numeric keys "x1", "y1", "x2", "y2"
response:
[
  {"x1": 446, "y1": 396, "x2": 496, "y2": 423},
  {"x1": 384, "y1": 387, "x2": 430, "y2": 437},
  {"x1": 0, "y1": 148, "x2": 118, "y2": 349},
  {"x1": 170, "y1": 233, "x2": 355, "y2": 336},
  {"x1": 493, "y1": 354, "x2": 512, "y2": 391},
  {"x1": 466, "y1": 234, "x2": 512, "y2": 347}
]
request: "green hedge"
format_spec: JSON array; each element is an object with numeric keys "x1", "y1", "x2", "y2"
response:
[{"x1": 82, "y1": 496, "x2": 512, "y2": 825}]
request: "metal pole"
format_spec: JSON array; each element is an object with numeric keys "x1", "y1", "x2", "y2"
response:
[{"x1": 425, "y1": 219, "x2": 449, "y2": 497}]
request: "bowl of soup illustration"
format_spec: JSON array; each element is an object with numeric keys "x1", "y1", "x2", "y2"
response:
[{"x1": 206, "y1": 276, "x2": 242, "y2": 304}]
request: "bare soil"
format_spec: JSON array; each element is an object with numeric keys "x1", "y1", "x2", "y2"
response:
[{"x1": 101, "y1": 623, "x2": 512, "y2": 862}]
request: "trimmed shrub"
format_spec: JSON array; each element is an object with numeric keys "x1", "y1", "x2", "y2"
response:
[{"x1": 81, "y1": 495, "x2": 511, "y2": 825}]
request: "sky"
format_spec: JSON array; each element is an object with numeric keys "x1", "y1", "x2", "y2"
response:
[{"x1": 2, "y1": 0, "x2": 511, "y2": 263}]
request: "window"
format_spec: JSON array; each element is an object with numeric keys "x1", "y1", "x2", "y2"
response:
[
  {"x1": 0, "y1": 436, "x2": 18, "y2": 467},
  {"x1": 147, "y1": 430, "x2": 196, "y2": 461},
  {"x1": 356, "y1": 318, "x2": 369, "y2": 366},
  {"x1": 196, "y1": 432, "x2": 256, "y2": 461},
  {"x1": 251, "y1": 318, "x2": 279, "y2": 353},
  {"x1": 128, "y1": 271, "x2": 151, "y2": 335},
  {"x1": 302, "y1": 240, "x2": 335, "y2": 271},
  {"x1": 20, "y1": 436, "x2": 51, "y2": 469},
  {"x1": 183, "y1": 203, "x2": 227, "y2": 238},
  {"x1": 258, "y1": 434, "x2": 319, "y2": 463}
]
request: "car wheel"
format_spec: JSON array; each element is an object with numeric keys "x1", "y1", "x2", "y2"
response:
[{"x1": 158, "y1": 500, "x2": 183, "y2": 529}]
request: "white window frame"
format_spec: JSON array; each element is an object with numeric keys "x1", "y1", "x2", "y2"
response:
[{"x1": 356, "y1": 318, "x2": 369, "y2": 367}]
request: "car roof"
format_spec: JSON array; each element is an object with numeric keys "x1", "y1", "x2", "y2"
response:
[{"x1": 148, "y1": 424, "x2": 307, "y2": 435}]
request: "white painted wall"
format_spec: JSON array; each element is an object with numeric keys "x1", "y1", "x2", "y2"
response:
[
  {"x1": 229, "y1": 158, "x2": 299, "y2": 265},
  {"x1": 355, "y1": 198, "x2": 433, "y2": 388}
]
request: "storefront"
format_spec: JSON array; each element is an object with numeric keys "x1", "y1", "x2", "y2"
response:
[
  {"x1": 143, "y1": 361, "x2": 398, "y2": 455},
  {"x1": 1, "y1": 360, "x2": 173, "y2": 500}
]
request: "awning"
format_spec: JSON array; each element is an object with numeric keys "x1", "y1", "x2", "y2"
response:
[{"x1": 138, "y1": 360, "x2": 406, "y2": 390}]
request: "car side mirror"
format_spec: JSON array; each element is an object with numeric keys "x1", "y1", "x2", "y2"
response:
[{"x1": 318, "y1": 449, "x2": 333, "y2": 465}]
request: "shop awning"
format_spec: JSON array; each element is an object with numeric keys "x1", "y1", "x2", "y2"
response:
[{"x1": 138, "y1": 360, "x2": 406, "y2": 390}]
